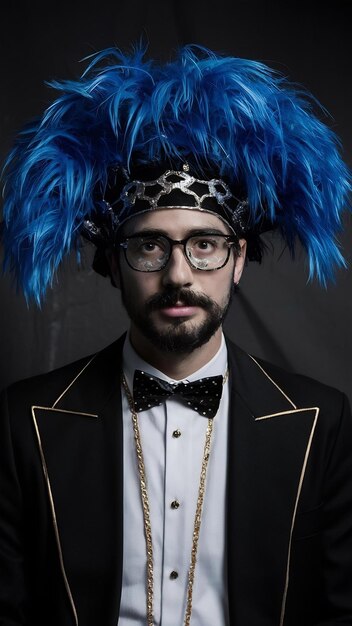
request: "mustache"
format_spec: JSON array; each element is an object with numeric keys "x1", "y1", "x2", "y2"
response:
[{"x1": 145, "y1": 289, "x2": 215, "y2": 312}]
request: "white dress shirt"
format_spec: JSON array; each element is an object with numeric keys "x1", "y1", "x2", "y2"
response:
[{"x1": 118, "y1": 334, "x2": 230, "y2": 625}]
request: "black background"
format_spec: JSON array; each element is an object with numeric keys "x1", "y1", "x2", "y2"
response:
[{"x1": 0, "y1": 0, "x2": 351, "y2": 403}]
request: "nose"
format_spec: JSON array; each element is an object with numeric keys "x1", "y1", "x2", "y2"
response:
[{"x1": 161, "y1": 244, "x2": 194, "y2": 288}]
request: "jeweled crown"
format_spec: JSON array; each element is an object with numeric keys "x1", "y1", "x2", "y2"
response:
[{"x1": 82, "y1": 165, "x2": 250, "y2": 246}]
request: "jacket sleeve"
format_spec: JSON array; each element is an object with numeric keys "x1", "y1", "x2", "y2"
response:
[
  {"x1": 317, "y1": 392, "x2": 352, "y2": 625},
  {"x1": 0, "y1": 389, "x2": 27, "y2": 625}
]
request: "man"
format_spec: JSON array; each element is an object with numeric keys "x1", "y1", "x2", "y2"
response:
[{"x1": 0, "y1": 44, "x2": 351, "y2": 626}]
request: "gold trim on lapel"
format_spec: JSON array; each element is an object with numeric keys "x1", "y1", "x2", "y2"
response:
[
  {"x1": 247, "y1": 355, "x2": 321, "y2": 624},
  {"x1": 248, "y1": 355, "x2": 297, "y2": 409},
  {"x1": 29, "y1": 338, "x2": 124, "y2": 624},
  {"x1": 278, "y1": 406, "x2": 320, "y2": 626},
  {"x1": 32, "y1": 405, "x2": 98, "y2": 418},
  {"x1": 32, "y1": 406, "x2": 81, "y2": 626},
  {"x1": 255, "y1": 408, "x2": 313, "y2": 422},
  {"x1": 52, "y1": 356, "x2": 97, "y2": 408}
]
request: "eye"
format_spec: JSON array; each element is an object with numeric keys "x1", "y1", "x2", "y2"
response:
[
  {"x1": 136, "y1": 237, "x2": 165, "y2": 251},
  {"x1": 191, "y1": 237, "x2": 219, "y2": 253},
  {"x1": 140, "y1": 241, "x2": 159, "y2": 252},
  {"x1": 129, "y1": 237, "x2": 169, "y2": 260},
  {"x1": 196, "y1": 240, "x2": 215, "y2": 250}
]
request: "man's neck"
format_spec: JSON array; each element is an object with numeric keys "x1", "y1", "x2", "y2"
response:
[{"x1": 129, "y1": 327, "x2": 223, "y2": 380}]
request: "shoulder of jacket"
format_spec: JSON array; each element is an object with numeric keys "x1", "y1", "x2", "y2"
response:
[
  {"x1": 3, "y1": 336, "x2": 124, "y2": 410},
  {"x1": 225, "y1": 336, "x2": 347, "y2": 412}
]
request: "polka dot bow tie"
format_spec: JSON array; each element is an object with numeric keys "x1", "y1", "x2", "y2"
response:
[{"x1": 133, "y1": 369, "x2": 224, "y2": 418}]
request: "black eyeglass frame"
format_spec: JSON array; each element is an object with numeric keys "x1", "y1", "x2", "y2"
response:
[{"x1": 118, "y1": 232, "x2": 240, "y2": 272}]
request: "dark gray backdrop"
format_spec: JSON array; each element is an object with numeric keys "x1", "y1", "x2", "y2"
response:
[{"x1": 1, "y1": 0, "x2": 351, "y2": 404}]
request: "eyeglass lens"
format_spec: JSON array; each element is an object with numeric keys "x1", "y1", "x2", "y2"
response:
[{"x1": 124, "y1": 234, "x2": 232, "y2": 271}]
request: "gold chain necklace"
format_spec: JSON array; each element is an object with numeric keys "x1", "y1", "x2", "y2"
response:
[{"x1": 121, "y1": 368, "x2": 228, "y2": 626}]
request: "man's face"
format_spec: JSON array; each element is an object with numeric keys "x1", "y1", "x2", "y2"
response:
[{"x1": 109, "y1": 209, "x2": 246, "y2": 354}]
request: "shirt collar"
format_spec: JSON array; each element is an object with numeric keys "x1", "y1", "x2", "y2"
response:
[{"x1": 122, "y1": 332, "x2": 228, "y2": 392}]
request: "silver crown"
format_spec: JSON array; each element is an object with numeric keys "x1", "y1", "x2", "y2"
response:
[
  {"x1": 83, "y1": 165, "x2": 249, "y2": 245},
  {"x1": 121, "y1": 168, "x2": 232, "y2": 210}
]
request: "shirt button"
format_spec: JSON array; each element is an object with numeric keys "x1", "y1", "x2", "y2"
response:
[
  {"x1": 170, "y1": 570, "x2": 178, "y2": 580},
  {"x1": 172, "y1": 429, "x2": 181, "y2": 438},
  {"x1": 171, "y1": 500, "x2": 180, "y2": 509}
]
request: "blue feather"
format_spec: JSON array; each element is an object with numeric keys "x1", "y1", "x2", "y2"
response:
[{"x1": 1, "y1": 43, "x2": 351, "y2": 302}]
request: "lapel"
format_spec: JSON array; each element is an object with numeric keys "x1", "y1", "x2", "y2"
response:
[
  {"x1": 226, "y1": 341, "x2": 319, "y2": 626},
  {"x1": 31, "y1": 336, "x2": 126, "y2": 626}
]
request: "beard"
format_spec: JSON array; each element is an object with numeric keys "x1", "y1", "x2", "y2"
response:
[{"x1": 120, "y1": 282, "x2": 234, "y2": 354}]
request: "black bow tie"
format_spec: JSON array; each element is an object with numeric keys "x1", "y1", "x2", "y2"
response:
[{"x1": 132, "y1": 369, "x2": 224, "y2": 418}]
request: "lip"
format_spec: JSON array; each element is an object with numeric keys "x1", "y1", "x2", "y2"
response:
[{"x1": 159, "y1": 305, "x2": 199, "y2": 318}]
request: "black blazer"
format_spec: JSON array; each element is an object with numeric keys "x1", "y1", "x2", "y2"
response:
[{"x1": 0, "y1": 335, "x2": 352, "y2": 626}]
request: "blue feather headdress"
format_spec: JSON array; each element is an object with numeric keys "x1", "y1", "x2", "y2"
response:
[{"x1": 1, "y1": 43, "x2": 351, "y2": 303}]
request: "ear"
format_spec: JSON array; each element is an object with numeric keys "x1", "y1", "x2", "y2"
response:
[
  {"x1": 233, "y1": 239, "x2": 247, "y2": 285},
  {"x1": 105, "y1": 248, "x2": 121, "y2": 289}
]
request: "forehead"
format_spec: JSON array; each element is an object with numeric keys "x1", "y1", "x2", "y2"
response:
[{"x1": 121, "y1": 208, "x2": 232, "y2": 236}]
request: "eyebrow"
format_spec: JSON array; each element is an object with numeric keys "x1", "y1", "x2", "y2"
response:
[{"x1": 123, "y1": 227, "x2": 231, "y2": 238}]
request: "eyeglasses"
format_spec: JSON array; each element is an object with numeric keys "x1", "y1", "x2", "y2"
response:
[{"x1": 119, "y1": 232, "x2": 239, "y2": 272}]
